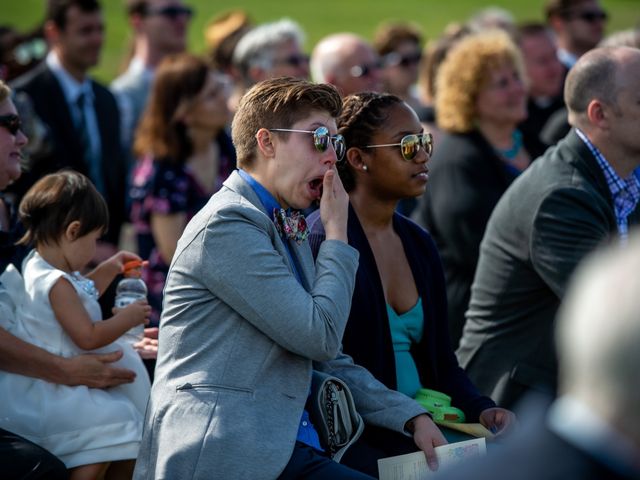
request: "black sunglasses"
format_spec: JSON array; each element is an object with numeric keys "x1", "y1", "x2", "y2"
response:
[
  {"x1": 349, "y1": 62, "x2": 381, "y2": 78},
  {"x1": 383, "y1": 52, "x2": 422, "y2": 68},
  {"x1": 0, "y1": 114, "x2": 22, "y2": 136},
  {"x1": 567, "y1": 9, "x2": 608, "y2": 23},
  {"x1": 365, "y1": 133, "x2": 434, "y2": 161},
  {"x1": 146, "y1": 4, "x2": 194, "y2": 20},
  {"x1": 274, "y1": 54, "x2": 310, "y2": 68},
  {"x1": 269, "y1": 126, "x2": 346, "y2": 161}
]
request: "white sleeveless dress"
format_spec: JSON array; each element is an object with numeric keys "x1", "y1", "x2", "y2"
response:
[{"x1": 0, "y1": 250, "x2": 150, "y2": 468}]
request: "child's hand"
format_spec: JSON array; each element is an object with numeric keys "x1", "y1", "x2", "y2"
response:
[
  {"x1": 115, "y1": 300, "x2": 151, "y2": 327},
  {"x1": 106, "y1": 250, "x2": 147, "y2": 275}
]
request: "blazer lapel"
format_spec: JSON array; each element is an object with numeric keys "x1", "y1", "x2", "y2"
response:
[
  {"x1": 288, "y1": 238, "x2": 313, "y2": 292},
  {"x1": 223, "y1": 171, "x2": 312, "y2": 289}
]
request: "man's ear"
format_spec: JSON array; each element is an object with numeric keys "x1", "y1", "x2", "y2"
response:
[
  {"x1": 256, "y1": 128, "x2": 276, "y2": 158},
  {"x1": 43, "y1": 20, "x2": 60, "y2": 44},
  {"x1": 586, "y1": 99, "x2": 610, "y2": 130},
  {"x1": 65, "y1": 221, "x2": 81, "y2": 241}
]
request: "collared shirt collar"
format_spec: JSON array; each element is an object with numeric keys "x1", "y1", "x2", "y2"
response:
[
  {"x1": 237, "y1": 169, "x2": 281, "y2": 217},
  {"x1": 46, "y1": 50, "x2": 94, "y2": 104},
  {"x1": 126, "y1": 56, "x2": 155, "y2": 84},
  {"x1": 236, "y1": 169, "x2": 305, "y2": 285},
  {"x1": 576, "y1": 128, "x2": 640, "y2": 240},
  {"x1": 557, "y1": 48, "x2": 578, "y2": 69},
  {"x1": 548, "y1": 396, "x2": 640, "y2": 476}
]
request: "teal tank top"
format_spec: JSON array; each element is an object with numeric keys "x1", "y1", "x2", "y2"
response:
[{"x1": 386, "y1": 297, "x2": 424, "y2": 398}]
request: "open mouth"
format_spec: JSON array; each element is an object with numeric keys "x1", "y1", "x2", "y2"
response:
[{"x1": 308, "y1": 177, "x2": 323, "y2": 203}]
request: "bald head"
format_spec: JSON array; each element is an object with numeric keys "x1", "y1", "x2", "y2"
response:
[
  {"x1": 310, "y1": 33, "x2": 382, "y2": 96},
  {"x1": 565, "y1": 46, "x2": 640, "y2": 128},
  {"x1": 558, "y1": 233, "x2": 640, "y2": 445},
  {"x1": 565, "y1": 46, "x2": 640, "y2": 176}
]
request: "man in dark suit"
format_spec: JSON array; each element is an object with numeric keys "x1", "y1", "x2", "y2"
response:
[
  {"x1": 11, "y1": 0, "x2": 126, "y2": 255},
  {"x1": 438, "y1": 235, "x2": 640, "y2": 480},
  {"x1": 456, "y1": 46, "x2": 640, "y2": 408},
  {"x1": 516, "y1": 22, "x2": 566, "y2": 158}
]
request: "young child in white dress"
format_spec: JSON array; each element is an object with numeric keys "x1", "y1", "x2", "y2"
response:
[{"x1": 0, "y1": 171, "x2": 151, "y2": 480}]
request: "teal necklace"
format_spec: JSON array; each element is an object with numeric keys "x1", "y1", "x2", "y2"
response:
[{"x1": 496, "y1": 129, "x2": 523, "y2": 161}]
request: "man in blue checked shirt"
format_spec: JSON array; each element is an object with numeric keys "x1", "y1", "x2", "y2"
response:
[{"x1": 456, "y1": 46, "x2": 640, "y2": 409}]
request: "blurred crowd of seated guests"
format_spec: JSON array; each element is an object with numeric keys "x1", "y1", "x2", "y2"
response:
[{"x1": 1, "y1": 0, "x2": 640, "y2": 476}]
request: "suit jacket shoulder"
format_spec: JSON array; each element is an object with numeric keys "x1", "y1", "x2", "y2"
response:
[
  {"x1": 459, "y1": 130, "x2": 621, "y2": 405},
  {"x1": 11, "y1": 63, "x2": 126, "y2": 244}
]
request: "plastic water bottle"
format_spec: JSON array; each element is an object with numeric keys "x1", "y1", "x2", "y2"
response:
[{"x1": 114, "y1": 260, "x2": 147, "y2": 344}]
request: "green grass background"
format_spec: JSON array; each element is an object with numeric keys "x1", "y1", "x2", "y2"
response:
[{"x1": 3, "y1": 0, "x2": 639, "y2": 83}]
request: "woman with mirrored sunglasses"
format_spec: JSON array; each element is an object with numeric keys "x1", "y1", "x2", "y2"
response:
[
  {"x1": 411, "y1": 30, "x2": 533, "y2": 350},
  {"x1": 308, "y1": 92, "x2": 515, "y2": 477}
]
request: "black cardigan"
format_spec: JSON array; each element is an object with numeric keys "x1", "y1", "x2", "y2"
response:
[{"x1": 308, "y1": 205, "x2": 495, "y2": 421}]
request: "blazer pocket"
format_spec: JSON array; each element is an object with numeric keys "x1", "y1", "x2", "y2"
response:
[{"x1": 176, "y1": 382, "x2": 254, "y2": 397}]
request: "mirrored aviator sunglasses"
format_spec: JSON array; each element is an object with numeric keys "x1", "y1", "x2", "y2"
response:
[
  {"x1": 269, "y1": 126, "x2": 346, "y2": 161},
  {"x1": 365, "y1": 133, "x2": 433, "y2": 161},
  {"x1": 0, "y1": 114, "x2": 22, "y2": 136}
]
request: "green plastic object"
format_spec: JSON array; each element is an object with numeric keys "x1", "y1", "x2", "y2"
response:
[{"x1": 414, "y1": 388, "x2": 466, "y2": 423}]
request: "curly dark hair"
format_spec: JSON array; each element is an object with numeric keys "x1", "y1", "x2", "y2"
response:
[{"x1": 336, "y1": 92, "x2": 403, "y2": 192}]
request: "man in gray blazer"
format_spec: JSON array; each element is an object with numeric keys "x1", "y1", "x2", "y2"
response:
[
  {"x1": 134, "y1": 78, "x2": 444, "y2": 479},
  {"x1": 457, "y1": 46, "x2": 640, "y2": 408}
]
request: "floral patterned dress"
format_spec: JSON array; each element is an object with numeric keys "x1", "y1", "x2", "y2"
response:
[{"x1": 129, "y1": 135, "x2": 235, "y2": 325}]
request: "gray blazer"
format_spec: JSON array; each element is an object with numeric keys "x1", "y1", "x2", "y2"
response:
[{"x1": 133, "y1": 171, "x2": 426, "y2": 479}]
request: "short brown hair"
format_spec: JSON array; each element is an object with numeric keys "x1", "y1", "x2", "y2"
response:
[
  {"x1": 46, "y1": 0, "x2": 100, "y2": 30},
  {"x1": 516, "y1": 22, "x2": 554, "y2": 45},
  {"x1": 18, "y1": 170, "x2": 108, "y2": 246},
  {"x1": 231, "y1": 77, "x2": 342, "y2": 169},
  {"x1": 373, "y1": 22, "x2": 422, "y2": 56},
  {"x1": 545, "y1": 0, "x2": 592, "y2": 20},
  {"x1": 134, "y1": 53, "x2": 209, "y2": 162},
  {"x1": 436, "y1": 29, "x2": 525, "y2": 133},
  {"x1": 125, "y1": 0, "x2": 147, "y2": 16}
]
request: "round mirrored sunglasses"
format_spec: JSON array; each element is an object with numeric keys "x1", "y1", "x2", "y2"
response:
[
  {"x1": 364, "y1": 133, "x2": 433, "y2": 161},
  {"x1": 269, "y1": 126, "x2": 346, "y2": 161}
]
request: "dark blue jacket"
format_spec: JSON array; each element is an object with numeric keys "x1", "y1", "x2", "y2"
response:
[{"x1": 308, "y1": 204, "x2": 495, "y2": 421}]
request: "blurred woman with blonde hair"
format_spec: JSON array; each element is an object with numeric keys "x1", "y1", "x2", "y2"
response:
[{"x1": 412, "y1": 30, "x2": 532, "y2": 348}]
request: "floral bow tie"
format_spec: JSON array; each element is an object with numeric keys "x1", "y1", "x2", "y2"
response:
[{"x1": 273, "y1": 208, "x2": 309, "y2": 245}]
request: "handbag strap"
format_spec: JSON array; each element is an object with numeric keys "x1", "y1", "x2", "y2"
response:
[{"x1": 323, "y1": 380, "x2": 340, "y2": 455}]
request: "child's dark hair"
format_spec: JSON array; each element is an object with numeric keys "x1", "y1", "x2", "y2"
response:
[
  {"x1": 17, "y1": 170, "x2": 109, "y2": 246},
  {"x1": 337, "y1": 92, "x2": 403, "y2": 191}
]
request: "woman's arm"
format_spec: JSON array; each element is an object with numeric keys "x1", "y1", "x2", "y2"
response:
[
  {"x1": 150, "y1": 212, "x2": 187, "y2": 265},
  {"x1": 0, "y1": 326, "x2": 136, "y2": 387},
  {"x1": 50, "y1": 277, "x2": 150, "y2": 350}
]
